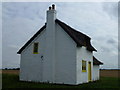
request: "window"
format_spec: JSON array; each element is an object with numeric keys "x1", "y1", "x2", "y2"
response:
[
  {"x1": 33, "y1": 42, "x2": 39, "y2": 54},
  {"x1": 82, "y1": 60, "x2": 86, "y2": 72}
]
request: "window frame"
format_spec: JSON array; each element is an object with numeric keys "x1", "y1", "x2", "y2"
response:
[
  {"x1": 82, "y1": 60, "x2": 87, "y2": 72},
  {"x1": 33, "y1": 42, "x2": 39, "y2": 54}
]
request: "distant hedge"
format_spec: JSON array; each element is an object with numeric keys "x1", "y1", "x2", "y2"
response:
[{"x1": 3, "y1": 68, "x2": 20, "y2": 70}]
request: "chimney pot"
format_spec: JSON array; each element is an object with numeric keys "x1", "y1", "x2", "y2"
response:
[
  {"x1": 52, "y1": 4, "x2": 55, "y2": 10},
  {"x1": 49, "y1": 6, "x2": 52, "y2": 10}
]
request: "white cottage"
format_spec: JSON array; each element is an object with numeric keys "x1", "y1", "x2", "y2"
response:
[{"x1": 17, "y1": 5, "x2": 103, "y2": 85}]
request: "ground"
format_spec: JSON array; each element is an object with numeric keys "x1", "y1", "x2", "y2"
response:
[
  {"x1": 1, "y1": 69, "x2": 120, "y2": 89},
  {"x1": 2, "y1": 69, "x2": 119, "y2": 77},
  {"x1": 100, "y1": 69, "x2": 119, "y2": 77}
]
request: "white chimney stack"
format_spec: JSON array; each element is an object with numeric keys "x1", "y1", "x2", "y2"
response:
[
  {"x1": 43, "y1": 4, "x2": 56, "y2": 82},
  {"x1": 47, "y1": 4, "x2": 56, "y2": 22}
]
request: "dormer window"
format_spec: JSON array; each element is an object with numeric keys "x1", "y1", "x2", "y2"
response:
[{"x1": 33, "y1": 42, "x2": 39, "y2": 54}]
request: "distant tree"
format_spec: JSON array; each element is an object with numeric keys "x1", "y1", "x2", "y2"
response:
[
  {"x1": 16, "y1": 68, "x2": 20, "y2": 70},
  {"x1": 5, "y1": 68, "x2": 8, "y2": 70}
]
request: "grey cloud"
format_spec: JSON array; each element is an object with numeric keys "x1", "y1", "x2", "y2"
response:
[
  {"x1": 118, "y1": 2, "x2": 120, "y2": 17},
  {"x1": 118, "y1": 2, "x2": 120, "y2": 27},
  {"x1": 118, "y1": 48, "x2": 120, "y2": 53},
  {"x1": 100, "y1": 46, "x2": 110, "y2": 52},
  {"x1": 107, "y1": 38, "x2": 116, "y2": 44},
  {"x1": 118, "y1": 42, "x2": 120, "y2": 52},
  {"x1": 106, "y1": 38, "x2": 118, "y2": 50},
  {"x1": 102, "y1": 2, "x2": 118, "y2": 19},
  {"x1": 2, "y1": 2, "x2": 49, "y2": 21},
  {"x1": 2, "y1": 43, "x2": 20, "y2": 68}
]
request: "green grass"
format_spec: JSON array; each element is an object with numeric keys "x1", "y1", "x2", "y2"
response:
[{"x1": 2, "y1": 74, "x2": 120, "y2": 89}]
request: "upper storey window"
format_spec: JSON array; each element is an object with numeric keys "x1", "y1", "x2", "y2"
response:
[{"x1": 33, "y1": 42, "x2": 39, "y2": 54}]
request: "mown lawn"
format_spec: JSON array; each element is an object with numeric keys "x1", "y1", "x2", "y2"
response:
[{"x1": 2, "y1": 73, "x2": 120, "y2": 89}]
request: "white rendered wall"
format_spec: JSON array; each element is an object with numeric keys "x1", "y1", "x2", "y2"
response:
[
  {"x1": 93, "y1": 65, "x2": 100, "y2": 81},
  {"x1": 55, "y1": 23, "x2": 77, "y2": 85},
  {"x1": 20, "y1": 29, "x2": 46, "y2": 82},
  {"x1": 76, "y1": 47, "x2": 93, "y2": 84}
]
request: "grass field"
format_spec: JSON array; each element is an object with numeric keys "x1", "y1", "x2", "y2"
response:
[{"x1": 1, "y1": 70, "x2": 120, "y2": 89}]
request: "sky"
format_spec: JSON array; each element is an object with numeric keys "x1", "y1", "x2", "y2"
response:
[{"x1": 2, "y1": 2, "x2": 118, "y2": 69}]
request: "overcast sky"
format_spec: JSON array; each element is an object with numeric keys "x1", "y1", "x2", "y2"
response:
[{"x1": 2, "y1": 2, "x2": 118, "y2": 69}]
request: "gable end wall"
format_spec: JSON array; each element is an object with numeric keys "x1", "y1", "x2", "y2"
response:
[{"x1": 20, "y1": 29, "x2": 46, "y2": 82}]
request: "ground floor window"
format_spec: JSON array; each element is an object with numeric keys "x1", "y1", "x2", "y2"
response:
[{"x1": 82, "y1": 60, "x2": 86, "y2": 72}]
